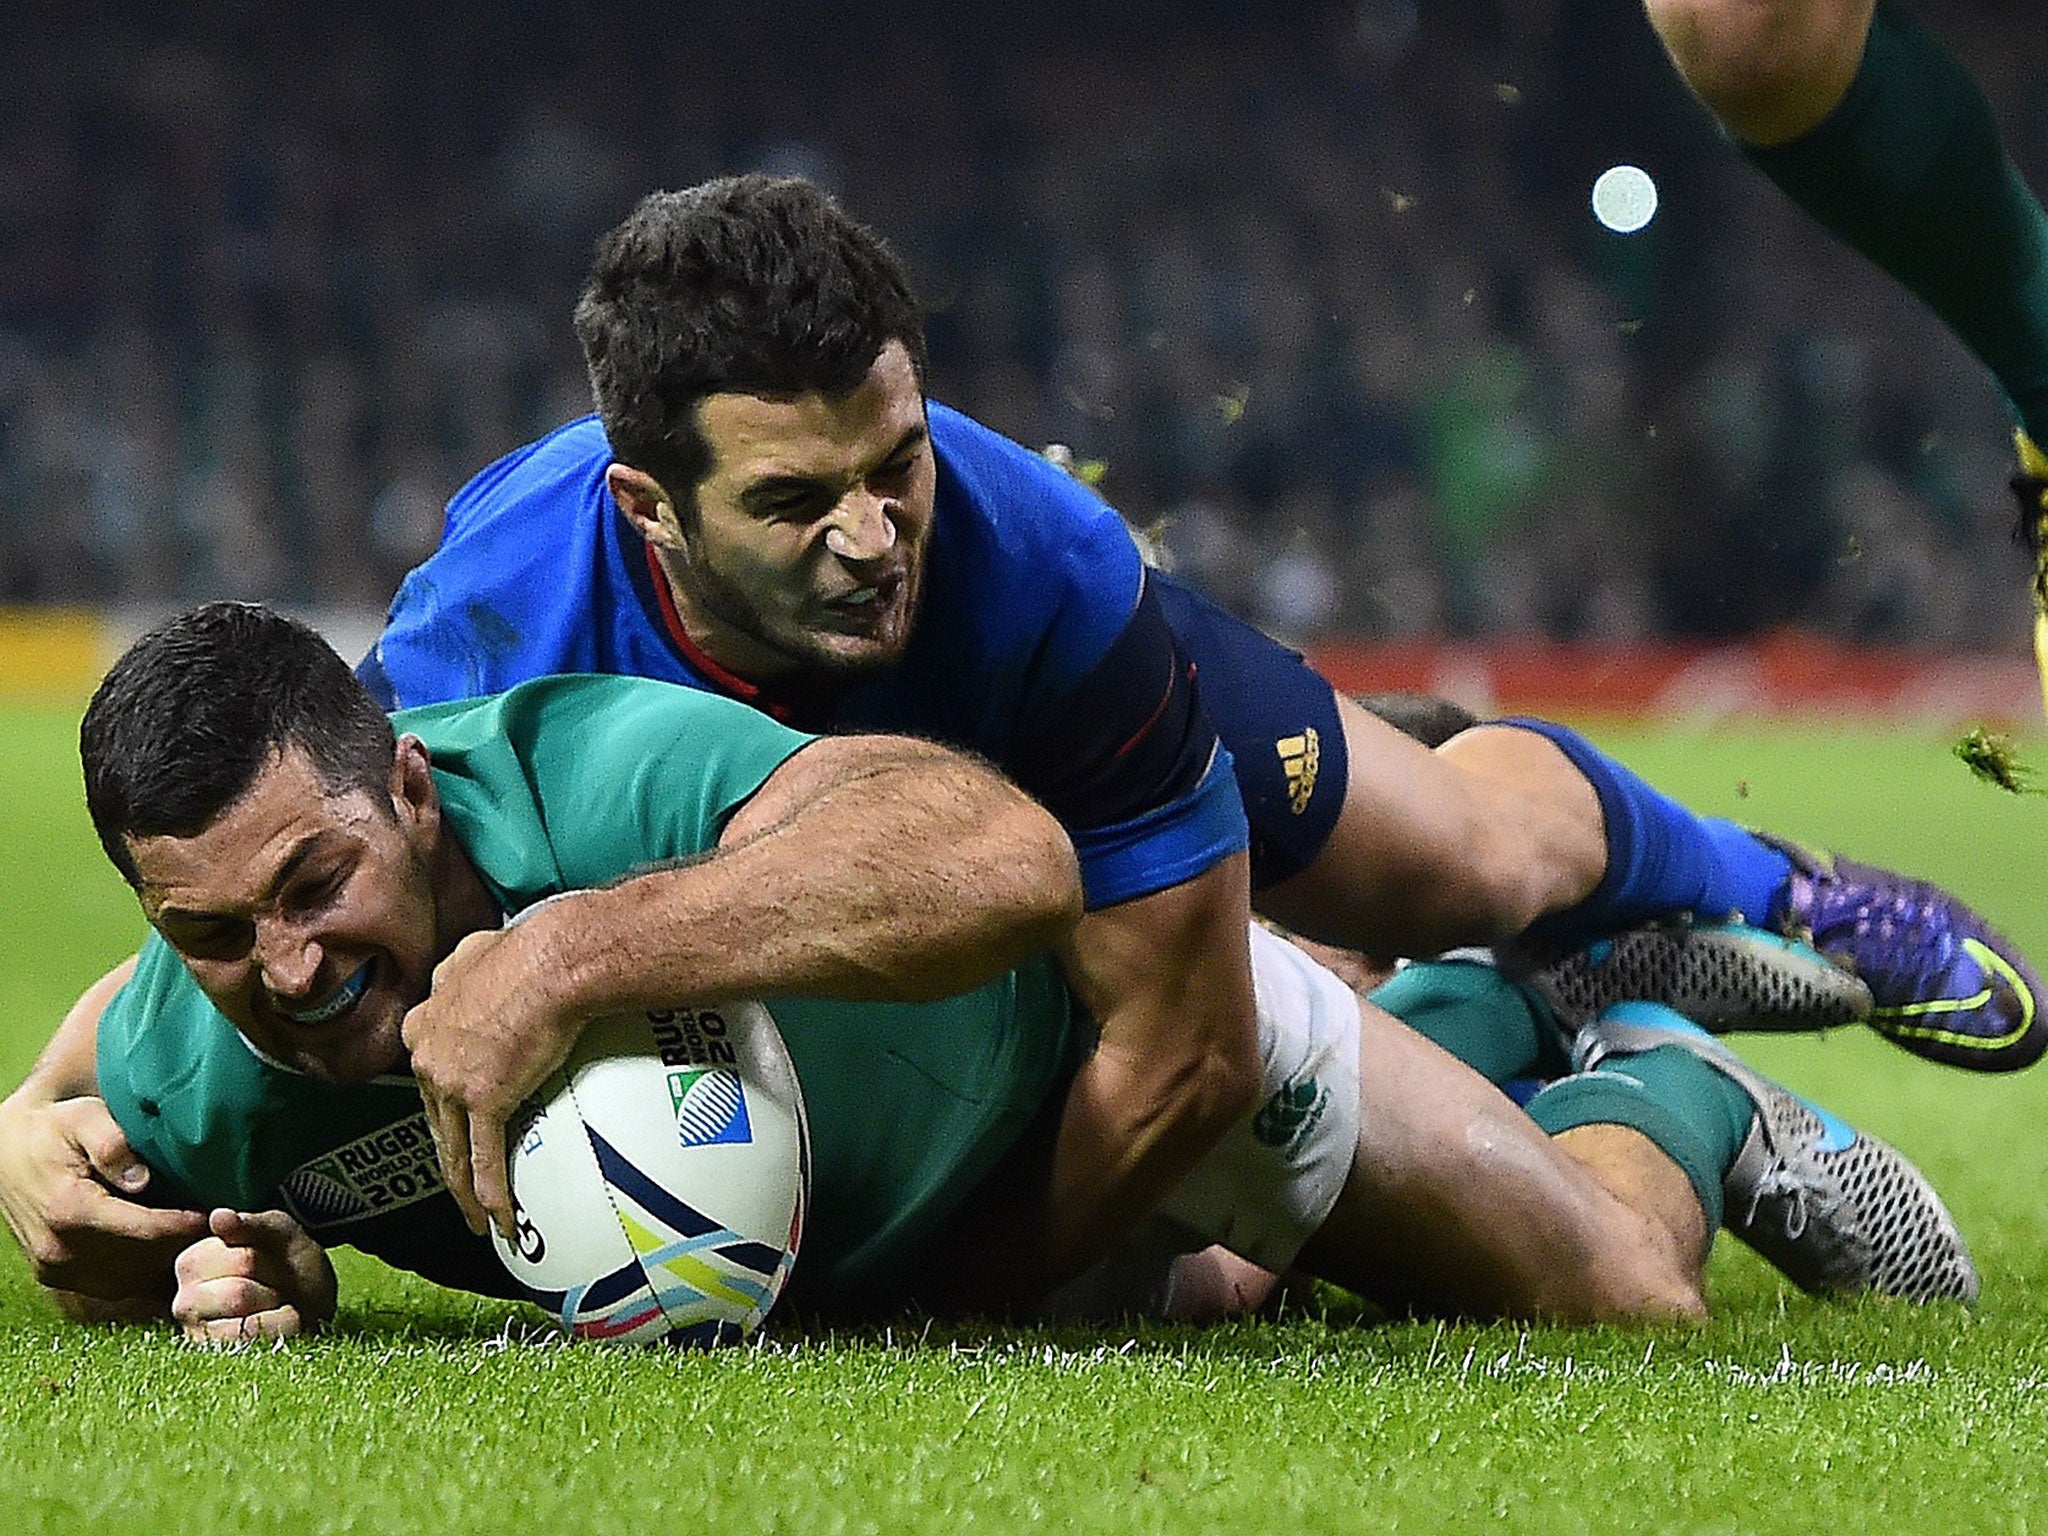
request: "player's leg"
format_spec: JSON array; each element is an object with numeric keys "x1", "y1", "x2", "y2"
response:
[
  {"x1": 1154, "y1": 574, "x2": 1787, "y2": 960},
  {"x1": 1648, "y1": 0, "x2": 2048, "y2": 692},
  {"x1": 1392, "y1": 935, "x2": 1974, "y2": 1304},
  {"x1": 1075, "y1": 928, "x2": 1962, "y2": 1324},
  {"x1": 1648, "y1": 0, "x2": 2048, "y2": 441},
  {"x1": 1644, "y1": 0, "x2": 1873, "y2": 146},
  {"x1": 1166, "y1": 565, "x2": 1799, "y2": 959},
  {"x1": 1157, "y1": 572, "x2": 2046, "y2": 1066},
  {"x1": 1260, "y1": 698, "x2": 1611, "y2": 953},
  {"x1": 1261, "y1": 689, "x2": 2048, "y2": 1069},
  {"x1": 1301, "y1": 957, "x2": 1977, "y2": 1317},
  {"x1": 1572, "y1": 1002, "x2": 1979, "y2": 1302},
  {"x1": 1291, "y1": 961, "x2": 1711, "y2": 1324},
  {"x1": 1259, "y1": 689, "x2": 1770, "y2": 952},
  {"x1": 1395, "y1": 953, "x2": 1979, "y2": 1306},
  {"x1": 1150, "y1": 930, "x2": 1708, "y2": 1322}
]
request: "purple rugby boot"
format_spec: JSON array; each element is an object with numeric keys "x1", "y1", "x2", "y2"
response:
[{"x1": 1766, "y1": 838, "x2": 2048, "y2": 1073}]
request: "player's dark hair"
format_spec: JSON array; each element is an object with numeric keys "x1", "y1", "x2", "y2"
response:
[
  {"x1": 81, "y1": 602, "x2": 398, "y2": 887},
  {"x1": 1355, "y1": 691, "x2": 1484, "y2": 748},
  {"x1": 574, "y1": 174, "x2": 929, "y2": 507}
]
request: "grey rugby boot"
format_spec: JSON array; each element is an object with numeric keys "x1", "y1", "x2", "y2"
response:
[
  {"x1": 1511, "y1": 920, "x2": 1874, "y2": 1036},
  {"x1": 1575, "y1": 1003, "x2": 1979, "y2": 1304}
]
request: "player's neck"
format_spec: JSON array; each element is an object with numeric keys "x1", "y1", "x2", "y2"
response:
[
  {"x1": 433, "y1": 831, "x2": 506, "y2": 954},
  {"x1": 640, "y1": 542, "x2": 769, "y2": 682},
  {"x1": 643, "y1": 543, "x2": 836, "y2": 726},
  {"x1": 672, "y1": 598, "x2": 793, "y2": 690}
]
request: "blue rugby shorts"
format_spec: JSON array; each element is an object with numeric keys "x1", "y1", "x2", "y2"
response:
[{"x1": 1150, "y1": 570, "x2": 1348, "y2": 890}]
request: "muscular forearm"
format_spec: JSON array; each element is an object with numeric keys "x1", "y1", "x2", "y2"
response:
[
  {"x1": 1028, "y1": 1040, "x2": 1256, "y2": 1288},
  {"x1": 531, "y1": 736, "x2": 1083, "y2": 1015},
  {"x1": 993, "y1": 855, "x2": 1265, "y2": 1296}
]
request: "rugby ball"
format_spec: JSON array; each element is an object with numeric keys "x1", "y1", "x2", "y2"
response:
[{"x1": 490, "y1": 1000, "x2": 809, "y2": 1346}]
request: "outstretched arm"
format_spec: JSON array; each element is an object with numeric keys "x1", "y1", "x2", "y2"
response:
[
  {"x1": 404, "y1": 732, "x2": 1085, "y2": 1237},
  {"x1": 0, "y1": 959, "x2": 210, "y2": 1321}
]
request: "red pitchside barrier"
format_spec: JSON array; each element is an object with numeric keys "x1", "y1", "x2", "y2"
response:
[
  {"x1": 0, "y1": 609, "x2": 2038, "y2": 727},
  {"x1": 1306, "y1": 629, "x2": 2044, "y2": 729}
]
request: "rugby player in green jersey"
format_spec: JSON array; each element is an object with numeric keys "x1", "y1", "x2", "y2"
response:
[{"x1": 44, "y1": 604, "x2": 1974, "y2": 1342}]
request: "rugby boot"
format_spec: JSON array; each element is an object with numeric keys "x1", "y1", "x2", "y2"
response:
[
  {"x1": 1763, "y1": 835, "x2": 2048, "y2": 1072},
  {"x1": 1513, "y1": 919, "x2": 1873, "y2": 1037},
  {"x1": 1576, "y1": 1004, "x2": 1979, "y2": 1304},
  {"x1": 2012, "y1": 428, "x2": 2048, "y2": 720}
]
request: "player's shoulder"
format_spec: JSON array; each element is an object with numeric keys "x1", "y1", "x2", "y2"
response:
[
  {"x1": 101, "y1": 933, "x2": 235, "y2": 1068},
  {"x1": 371, "y1": 416, "x2": 642, "y2": 705},
  {"x1": 924, "y1": 401, "x2": 1146, "y2": 619},
  {"x1": 96, "y1": 937, "x2": 282, "y2": 1178},
  {"x1": 927, "y1": 402, "x2": 1132, "y2": 544},
  {"x1": 417, "y1": 675, "x2": 811, "y2": 899},
  {"x1": 409, "y1": 675, "x2": 809, "y2": 812},
  {"x1": 407, "y1": 673, "x2": 788, "y2": 745},
  {"x1": 441, "y1": 415, "x2": 613, "y2": 537}
]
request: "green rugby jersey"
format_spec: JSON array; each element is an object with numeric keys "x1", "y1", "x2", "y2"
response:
[{"x1": 97, "y1": 674, "x2": 1079, "y2": 1312}]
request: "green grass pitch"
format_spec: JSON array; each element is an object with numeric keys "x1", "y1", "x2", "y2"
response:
[{"x1": 5, "y1": 700, "x2": 2048, "y2": 1534}]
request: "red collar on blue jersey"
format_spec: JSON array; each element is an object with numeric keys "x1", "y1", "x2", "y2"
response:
[{"x1": 642, "y1": 541, "x2": 829, "y2": 727}]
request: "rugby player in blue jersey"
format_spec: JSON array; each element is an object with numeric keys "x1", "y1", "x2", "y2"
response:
[
  {"x1": 51, "y1": 608, "x2": 1979, "y2": 1342},
  {"x1": 363, "y1": 176, "x2": 2038, "y2": 1267},
  {"x1": 4, "y1": 175, "x2": 2037, "y2": 1322}
]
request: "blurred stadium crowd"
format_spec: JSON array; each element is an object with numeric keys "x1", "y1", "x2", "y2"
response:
[{"x1": 1, "y1": 0, "x2": 2040, "y2": 646}]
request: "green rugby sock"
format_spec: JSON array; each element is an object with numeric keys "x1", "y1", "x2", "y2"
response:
[
  {"x1": 1525, "y1": 1044, "x2": 1755, "y2": 1232},
  {"x1": 1744, "y1": 0, "x2": 2048, "y2": 439},
  {"x1": 1368, "y1": 958, "x2": 1571, "y2": 1087}
]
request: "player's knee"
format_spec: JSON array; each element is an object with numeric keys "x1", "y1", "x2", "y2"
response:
[
  {"x1": 1592, "y1": 1256, "x2": 1709, "y2": 1326},
  {"x1": 1552, "y1": 1224, "x2": 1709, "y2": 1326},
  {"x1": 1400, "y1": 809, "x2": 1562, "y2": 946},
  {"x1": 1430, "y1": 726, "x2": 1609, "y2": 941},
  {"x1": 1644, "y1": 0, "x2": 1865, "y2": 128}
]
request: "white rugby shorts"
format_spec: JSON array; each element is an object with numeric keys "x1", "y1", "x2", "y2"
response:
[{"x1": 1153, "y1": 921, "x2": 1362, "y2": 1268}]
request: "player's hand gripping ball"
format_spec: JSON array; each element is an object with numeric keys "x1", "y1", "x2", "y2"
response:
[{"x1": 490, "y1": 1000, "x2": 808, "y2": 1346}]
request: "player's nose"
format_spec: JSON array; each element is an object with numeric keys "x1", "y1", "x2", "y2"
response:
[
  {"x1": 823, "y1": 495, "x2": 898, "y2": 563},
  {"x1": 255, "y1": 919, "x2": 325, "y2": 1003}
]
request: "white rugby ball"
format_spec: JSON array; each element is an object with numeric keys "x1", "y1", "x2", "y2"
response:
[{"x1": 490, "y1": 1000, "x2": 809, "y2": 1346}]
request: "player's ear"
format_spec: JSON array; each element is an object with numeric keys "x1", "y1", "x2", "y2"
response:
[
  {"x1": 607, "y1": 464, "x2": 683, "y2": 551},
  {"x1": 391, "y1": 734, "x2": 439, "y2": 830}
]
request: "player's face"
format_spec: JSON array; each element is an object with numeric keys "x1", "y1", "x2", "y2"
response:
[
  {"x1": 667, "y1": 340, "x2": 936, "y2": 683},
  {"x1": 126, "y1": 742, "x2": 446, "y2": 1085}
]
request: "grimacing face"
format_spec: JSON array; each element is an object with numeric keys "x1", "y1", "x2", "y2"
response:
[
  {"x1": 617, "y1": 340, "x2": 937, "y2": 685},
  {"x1": 125, "y1": 740, "x2": 446, "y2": 1085}
]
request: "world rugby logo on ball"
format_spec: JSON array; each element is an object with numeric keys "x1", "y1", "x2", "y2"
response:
[
  {"x1": 491, "y1": 1000, "x2": 808, "y2": 1347},
  {"x1": 667, "y1": 1067, "x2": 752, "y2": 1147}
]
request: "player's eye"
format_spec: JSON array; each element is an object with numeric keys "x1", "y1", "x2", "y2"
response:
[
  {"x1": 752, "y1": 485, "x2": 831, "y2": 521},
  {"x1": 169, "y1": 918, "x2": 255, "y2": 962},
  {"x1": 286, "y1": 865, "x2": 348, "y2": 915}
]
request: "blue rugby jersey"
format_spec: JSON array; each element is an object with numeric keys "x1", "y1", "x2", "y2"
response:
[{"x1": 361, "y1": 405, "x2": 1249, "y2": 909}]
